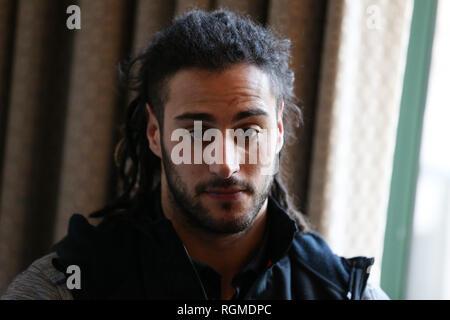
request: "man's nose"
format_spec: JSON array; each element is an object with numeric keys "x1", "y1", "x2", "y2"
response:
[{"x1": 208, "y1": 135, "x2": 240, "y2": 179}]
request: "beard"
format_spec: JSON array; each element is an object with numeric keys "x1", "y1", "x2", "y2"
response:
[{"x1": 160, "y1": 145, "x2": 275, "y2": 235}]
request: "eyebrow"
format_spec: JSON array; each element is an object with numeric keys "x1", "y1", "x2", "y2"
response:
[
  {"x1": 232, "y1": 108, "x2": 269, "y2": 122},
  {"x1": 174, "y1": 108, "x2": 269, "y2": 123},
  {"x1": 174, "y1": 112, "x2": 215, "y2": 122}
]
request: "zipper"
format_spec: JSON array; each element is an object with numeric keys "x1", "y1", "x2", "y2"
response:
[{"x1": 346, "y1": 257, "x2": 375, "y2": 300}]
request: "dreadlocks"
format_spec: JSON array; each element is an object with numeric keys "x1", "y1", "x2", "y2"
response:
[{"x1": 90, "y1": 9, "x2": 311, "y2": 233}]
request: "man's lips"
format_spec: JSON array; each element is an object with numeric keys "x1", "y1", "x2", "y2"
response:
[
  {"x1": 205, "y1": 187, "x2": 245, "y2": 193},
  {"x1": 203, "y1": 187, "x2": 247, "y2": 200}
]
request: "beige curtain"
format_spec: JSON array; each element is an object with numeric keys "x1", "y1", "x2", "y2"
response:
[
  {"x1": 0, "y1": 0, "x2": 328, "y2": 293},
  {"x1": 308, "y1": 0, "x2": 413, "y2": 284}
]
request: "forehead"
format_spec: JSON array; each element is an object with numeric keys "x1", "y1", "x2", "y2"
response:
[{"x1": 164, "y1": 63, "x2": 277, "y2": 121}]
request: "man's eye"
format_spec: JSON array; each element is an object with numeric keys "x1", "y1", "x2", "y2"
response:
[
  {"x1": 188, "y1": 127, "x2": 260, "y2": 138},
  {"x1": 240, "y1": 127, "x2": 260, "y2": 138},
  {"x1": 188, "y1": 130, "x2": 200, "y2": 139},
  {"x1": 188, "y1": 128, "x2": 209, "y2": 139}
]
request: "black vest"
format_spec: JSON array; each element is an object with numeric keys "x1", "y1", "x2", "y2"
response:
[{"x1": 52, "y1": 195, "x2": 374, "y2": 300}]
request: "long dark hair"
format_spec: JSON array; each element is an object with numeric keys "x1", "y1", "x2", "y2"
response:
[{"x1": 90, "y1": 9, "x2": 311, "y2": 233}]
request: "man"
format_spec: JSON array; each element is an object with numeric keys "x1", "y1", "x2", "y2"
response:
[{"x1": 2, "y1": 9, "x2": 388, "y2": 300}]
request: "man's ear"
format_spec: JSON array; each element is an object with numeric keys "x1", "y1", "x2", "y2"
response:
[
  {"x1": 276, "y1": 100, "x2": 284, "y2": 154},
  {"x1": 146, "y1": 104, "x2": 162, "y2": 158}
]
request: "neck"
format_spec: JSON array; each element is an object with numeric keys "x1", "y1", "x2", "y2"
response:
[{"x1": 160, "y1": 183, "x2": 268, "y2": 297}]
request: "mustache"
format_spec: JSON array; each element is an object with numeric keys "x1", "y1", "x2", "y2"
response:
[{"x1": 195, "y1": 177, "x2": 255, "y2": 195}]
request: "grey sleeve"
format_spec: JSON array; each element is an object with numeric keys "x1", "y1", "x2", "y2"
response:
[
  {"x1": 361, "y1": 282, "x2": 390, "y2": 300},
  {"x1": 1, "y1": 252, "x2": 73, "y2": 300}
]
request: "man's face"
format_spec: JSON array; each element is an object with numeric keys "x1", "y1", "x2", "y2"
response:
[{"x1": 147, "y1": 63, "x2": 283, "y2": 234}]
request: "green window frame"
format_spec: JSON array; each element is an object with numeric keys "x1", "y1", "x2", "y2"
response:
[{"x1": 380, "y1": 0, "x2": 438, "y2": 300}]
